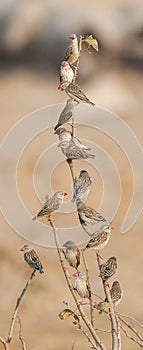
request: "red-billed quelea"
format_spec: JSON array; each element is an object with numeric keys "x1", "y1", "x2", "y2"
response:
[
  {"x1": 72, "y1": 170, "x2": 92, "y2": 202},
  {"x1": 59, "y1": 61, "x2": 74, "y2": 85},
  {"x1": 84, "y1": 223, "x2": 113, "y2": 251},
  {"x1": 64, "y1": 34, "x2": 79, "y2": 65},
  {"x1": 20, "y1": 245, "x2": 44, "y2": 274},
  {"x1": 63, "y1": 241, "x2": 80, "y2": 270},
  {"x1": 32, "y1": 191, "x2": 67, "y2": 221},
  {"x1": 59, "y1": 139, "x2": 95, "y2": 160},
  {"x1": 109, "y1": 281, "x2": 122, "y2": 306},
  {"x1": 73, "y1": 271, "x2": 90, "y2": 298},
  {"x1": 59, "y1": 82, "x2": 95, "y2": 106},
  {"x1": 55, "y1": 127, "x2": 91, "y2": 151},
  {"x1": 76, "y1": 199, "x2": 107, "y2": 227},
  {"x1": 99, "y1": 257, "x2": 117, "y2": 282},
  {"x1": 54, "y1": 99, "x2": 77, "y2": 131}
]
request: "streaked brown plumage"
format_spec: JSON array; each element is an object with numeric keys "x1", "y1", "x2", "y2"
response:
[
  {"x1": 55, "y1": 127, "x2": 91, "y2": 151},
  {"x1": 59, "y1": 139, "x2": 95, "y2": 160},
  {"x1": 85, "y1": 223, "x2": 112, "y2": 251},
  {"x1": 60, "y1": 82, "x2": 95, "y2": 106},
  {"x1": 63, "y1": 241, "x2": 80, "y2": 269},
  {"x1": 73, "y1": 271, "x2": 90, "y2": 298},
  {"x1": 33, "y1": 191, "x2": 67, "y2": 220},
  {"x1": 20, "y1": 245, "x2": 44, "y2": 274},
  {"x1": 76, "y1": 200, "x2": 107, "y2": 227},
  {"x1": 99, "y1": 257, "x2": 117, "y2": 282},
  {"x1": 64, "y1": 34, "x2": 79, "y2": 65},
  {"x1": 107, "y1": 281, "x2": 122, "y2": 306},
  {"x1": 72, "y1": 170, "x2": 92, "y2": 202}
]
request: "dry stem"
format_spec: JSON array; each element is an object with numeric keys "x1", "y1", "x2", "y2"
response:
[
  {"x1": 7, "y1": 270, "x2": 36, "y2": 343},
  {"x1": 49, "y1": 219, "x2": 107, "y2": 350},
  {"x1": 17, "y1": 316, "x2": 27, "y2": 350},
  {"x1": 82, "y1": 250, "x2": 96, "y2": 328}
]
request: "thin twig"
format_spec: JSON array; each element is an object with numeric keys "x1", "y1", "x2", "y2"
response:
[
  {"x1": 118, "y1": 313, "x2": 143, "y2": 329},
  {"x1": 17, "y1": 316, "x2": 27, "y2": 350},
  {"x1": 66, "y1": 159, "x2": 75, "y2": 180},
  {"x1": 118, "y1": 314, "x2": 143, "y2": 341},
  {"x1": 121, "y1": 324, "x2": 143, "y2": 348},
  {"x1": 0, "y1": 337, "x2": 9, "y2": 350},
  {"x1": 82, "y1": 250, "x2": 96, "y2": 329},
  {"x1": 78, "y1": 323, "x2": 99, "y2": 350},
  {"x1": 7, "y1": 270, "x2": 36, "y2": 343},
  {"x1": 96, "y1": 253, "x2": 119, "y2": 350},
  {"x1": 49, "y1": 219, "x2": 107, "y2": 350},
  {"x1": 73, "y1": 35, "x2": 83, "y2": 84},
  {"x1": 116, "y1": 314, "x2": 122, "y2": 350}
]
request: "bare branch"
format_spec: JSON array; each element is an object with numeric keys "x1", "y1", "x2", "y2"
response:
[
  {"x1": 0, "y1": 337, "x2": 9, "y2": 350},
  {"x1": 17, "y1": 316, "x2": 27, "y2": 350},
  {"x1": 66, "y1": 159, "x2": 75, "y2": 181},
  {"x1": 49, "y1": 219, "x2": 107, "y2": 350},
  {"x1": 121, "y1": 324, "x2": 143, "y2": 348},
  {"x1": 116, "y1": 314, "x2": 122, "y2": 350},
  {"x1": 82, "y1": 250, "x2": 96, "y2": 329},
  {"x1": 7, "y1": 270, "x2": 36, "y2": 343},
  {"x1": 78, "y1": 323, "x2": 99, "y2": 350},
  {"x1": 118, "y1": 314, "x2": 143, "y2": 341},
  {"x1": 72, "y1": 35, "x2": 83, "y2": 85},
  {"x1": 96, "y1": 253, "x2": 119, "y2": 350},
  {"x1": 118, "y1": 313, "x2": 143, "y2": 329}
]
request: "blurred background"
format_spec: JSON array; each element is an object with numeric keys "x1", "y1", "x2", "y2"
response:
[{"x1": 0, "y1": 0, "x2": 143, "y2": 349}]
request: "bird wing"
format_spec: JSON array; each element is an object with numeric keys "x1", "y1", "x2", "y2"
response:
[
  {"x1": 76, "y1": 248, "x2": 80, "y2": 268},
  {"x1": 64, "y1": 44, "x2": 72, "y2": 62},
  {"x1": 70, "y1": 84, "x2": 88, "y2": 102}
]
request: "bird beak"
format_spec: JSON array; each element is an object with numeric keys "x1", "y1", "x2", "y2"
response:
[
  {"x1": 20, "y1": 247, "x2": 24, "y2": 251},
  {"x1": 110, "y1": 226, "x2": 113, "y2": 230},
  {"x1": 73, "y1": 273, "x2": 78, "y2": 277},
  {"x1": 64, "y1": 192, "x2": 68, "y2": 196},
  {"x1": 58, "y1": 85, "x2": 62, "y2": 90}
]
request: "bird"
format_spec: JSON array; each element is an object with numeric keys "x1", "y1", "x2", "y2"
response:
[
  {"x1": 58, "y1": 82, "x2": 95, "y2": 106},
  {"x1": 58, "y1": 139, "x2": 95, "y2": 160},
  {"x1": 73, "y1": 271, "x2": 90, "y2": 298},
  {"x1": 32, "y1": 191, "x2": 67, "y2": 220},
  {"x1": 54, "y1": 99, "x2": 77, "y2": 131},
  {"x1": 59, "y1": 61, "x2": 74, "y2": 85},
  {"x1": 84, "y1": 223, "x2": 113, "y2": 252},
  {"x1": 99, "y1": 257, "x2": 117, "y2": 282},
  {"x1": 64, "y1": 33, "x2": 79, "y2": 65},
  {"x1": 20, "y1": 245, "x2": 44, "y2": 274},
  {"x1": 55, "y1": 127, "x2": 91, "y2": 151},
  {"x1": 76, "y1": 200, "x2": 107, "y2": 227},
  {"x1": 72, "y1": 170, "x2": 92, "y2": 202},
  {"x1": 109, "y1": 281, "x2": 122, "y2": 306},
  {"x1": 63, "y1": 241, "x2": 80, "y2": 269},
  {"x1": 98, "y1": 280, "x2": 122, "y2": 313}
]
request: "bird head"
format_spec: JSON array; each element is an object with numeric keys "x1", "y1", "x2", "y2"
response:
[
  {"x1": 61, "y1": 61, "x2": 69, "y2": 68},
  {"x1": 54, "y1": 128, "x2": 67, "y2": 136},
  {"x1": 20, "y1": 245, "x2": 31, "y2": 252},
  {"x1": 55, "y1": 191, "x2": 68, "y2": 199},
  {"x1": 63, "y1": 240, "x2": 76, "y2": 248}
]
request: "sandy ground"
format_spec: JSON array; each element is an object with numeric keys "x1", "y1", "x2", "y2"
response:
[{"x1": 0, "y1": 65, "x2": 143, "y2": 350}]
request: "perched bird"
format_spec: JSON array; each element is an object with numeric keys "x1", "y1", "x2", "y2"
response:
[
  {"x1": 55, "y1": 127, "x2": 91, "y2": 151},
  {"x1": 77, "y1": 200, "x2": 107, "y2": 227},
  {"x1": 109, "y1": 281, "x2": 122, "y2": 306},
  {"x1": 85, "y1": 223, "x2": 113, "y2": 251},
  {"x1": 99, "y1": 257, "x2": 117, "y2": 282},
  {"x1": 32, "y1": 191, "x2": 67, "y2": 220},
  {"x1": 64, "y1": 33, "x2": 79, "y2": 65},
  {"x1": 54, "y1": 99, "x2": 77, "y2": 131},
  {"x1": 83, "y1": 35, "x2": 99, "y2": 53},
  {"x1": 20, "y1": 245, "x2": 44, "y2": 274},
  {"x1": 63, "y1": 241, "x2": 80, "y2": 269},
  {"x1": 73, "y1": 271, "x2": 90, "y2": 298},
  {"x1": 72, "y1": 170, "x2": 92, "y2": 202},
  {"x1": 59, "y1": 82, "x2": 95, "y2": 106},
  {"x1": 59, "y1": 139, "x2": 95, "y2": 160},
  {"x1": 59, "y1": 61, "x2": 74, "y2": 85}
]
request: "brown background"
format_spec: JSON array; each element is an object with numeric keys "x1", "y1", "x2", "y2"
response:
[{"x1": 0, "y1": 0, "x2": 143, "y2": 349}]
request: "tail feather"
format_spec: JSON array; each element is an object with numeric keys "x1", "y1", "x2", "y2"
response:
[{"x1": 88, "y1": 153, "x2": 95, "y2": 159}]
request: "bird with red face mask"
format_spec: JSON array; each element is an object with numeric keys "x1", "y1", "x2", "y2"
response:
[
  {"x1": 64, "y1": 34, "x2": 79, "y2": 65},
  {"x1": 59, "y1": 61, "x2": 74, "y2": 85},
  {"x1": 58, "y1": 82, "x2": 95, "y2": 106},
  {"x1": 20, "y1": 245, "x2": 44, "y2": 274},
  {"x1": 32, "y1": 191, "x2": 67, "y2": 221},
  {"x1": 73, "y1": 271, "x2": 90, "y2": 298}
]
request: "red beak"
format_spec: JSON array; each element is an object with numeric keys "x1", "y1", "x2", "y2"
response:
[
  {"x1": 58, "y1": 85, "x2": 62, "y2": 90},
  {"x1": 110, "y1": 226, "x2": 113, "y2": 230},
  {"x1": 64, "y1": 192, "x2": 68, "y2": 196},
  {"x1": 20, "y1": 247, "x2": 24, "y2": 252},
  {"x1": 73, "y1": 273, "x2": 78, "y2": 277}
]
